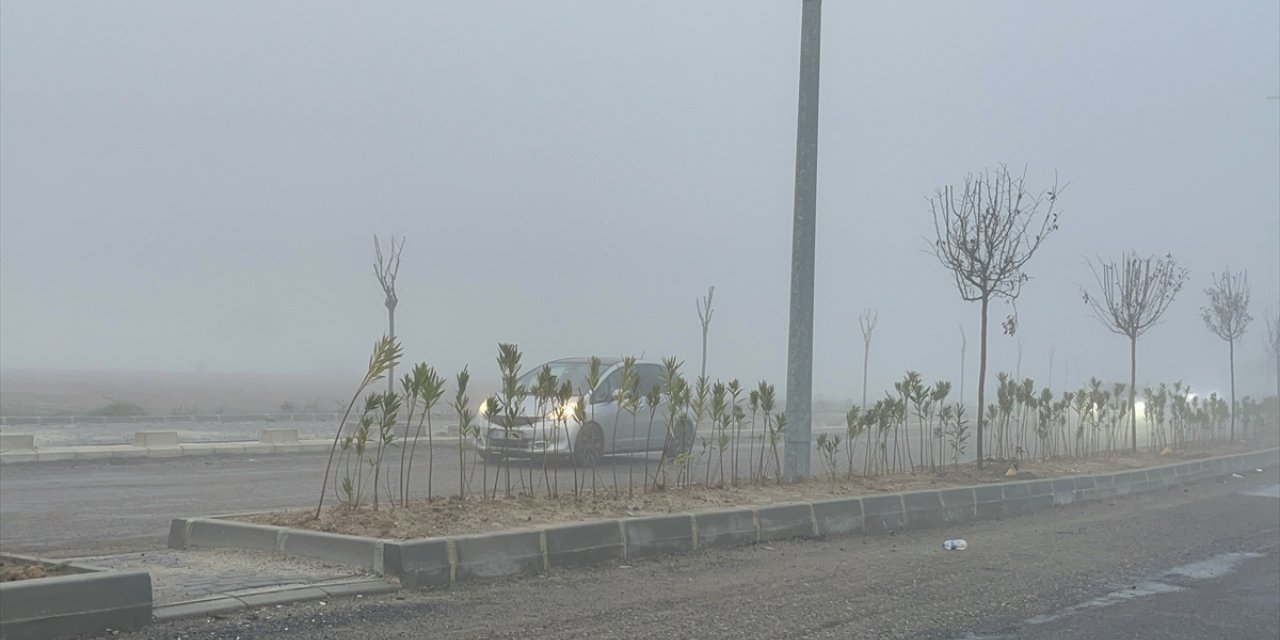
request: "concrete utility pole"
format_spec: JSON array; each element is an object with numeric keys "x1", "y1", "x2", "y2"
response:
[{"x1": 783, "y1": 0, "x2": 822, "y2": 481}]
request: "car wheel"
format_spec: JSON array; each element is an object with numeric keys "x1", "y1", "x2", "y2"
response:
[
  {"x1": 573, "y1": 423, "x2": 604, "y2": 467},
  {"x1": 477, "y1": 448, "x2": 502, "y2": 463}
]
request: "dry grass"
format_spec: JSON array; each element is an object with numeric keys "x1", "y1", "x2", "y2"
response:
[{"x1": 245, "y1": 440, "x2": 1269, "y2": 540}]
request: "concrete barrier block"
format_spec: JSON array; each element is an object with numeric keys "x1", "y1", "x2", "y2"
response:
[
  {"x1": 282, "y1": 530, "x2": 380, "y2": 571},
  {"x1": 974, "y1": 485, "x2": 1005, "y2": 519},
  {"x1": 544, "y1": 521, "x2": 623, "y2": 568},
  {"x1": 940, "y1": 488, "x2": 976, "y2": 522},
  {"x1": 756, "y1": 503, "x2": 816, "y2": 541},
  {"x1": 1074, "y1": 475, "x2": 1096, "y2": 489},
  {"x1": 1000, "y1": 482, "x2": 1036, "y2": 516},
  {"x1": 260, "y1": 428, "x2": 299, "y2": 444},
  {"x1": 382, "y1": 538, "x2": 451, "y2": 588},
  {"x1": 133, "y1": 430, "x2": 179, "y2": 448},
  {"x1": 812, "y1": 498, "x2": 863, "y2": 537},
  {"x1": 694, "y1": 508, "x2": 758, "y2": 548},
  {"x1": 242, "y1": 444, "x2": 276, "y2": 455},
  {"x1": 0, "y1": 568, "x2": 152, "y2": 640},
  {"x1": 36, "y1": 451, "x2": 76, "y2": 463},
  {"x1": 168, "y1": 519, "x2": 191, "y2": 549},
  {"x1": 1114, "y1": 470, "x2": 1148, "y2": 491},
  {"x1": 0, "y1": 433, "x2": 35, "y2": 452},
  {"x1": 624, "y1": 514, "x2": 694, "y2": 559},
  {"x1": 1023, "y1": 480, "x2": 1056, "y2": 511},
  {"x1": 862, "y1": 494, "x2": 906, "y2": 533},
  {"x1": 188, "y1": 519, "x2": 280, "y2": 553},
  {"x1": 0, "y1": 451, "x2": 37, "y2": 463},
  {"x1": 454, "y1": 530, "x2": 543, "y2": 581},
  {"x1": 179, "y1": 444, "x2": 217, "y2": 456},
  {"x1": 1051, "y1": 478, "x2": 1077, "y2": 505},
  {"x1": 1150, "y1": 466, "x2": 1177, "y2": 487},
  {"x1": 902, "y1": 490, "x2": 946, "y2": 528},
  {"x1": 211, "y1": 443, "x2": 247, "y2": 455}
]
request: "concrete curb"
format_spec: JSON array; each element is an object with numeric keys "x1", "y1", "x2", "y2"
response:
[
  {"x1": 150, "y1": 579, "x2": 398, "y2": 622},
  {"x1": 168, "y1": 447, "x2": 1280, "y2": 590},
  {"x1": 0, "y1": 553, "x2": 152, "y2": 640}
]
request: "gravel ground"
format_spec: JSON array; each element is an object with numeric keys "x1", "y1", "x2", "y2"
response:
[{"x1": 95, "y1": 467, "x2": 1279, "y2": 639}]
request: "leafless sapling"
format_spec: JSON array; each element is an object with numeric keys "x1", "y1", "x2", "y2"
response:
[
  {"x1": 373, "y1": 235, "x2": 404, "y2": 393},
  {"x1": 929, "y1": 165, "x2": 1063, "y2": 468},
  {"x1": 697, "y1": 286, "x2": 715, "y2": 380},
  {"x1": 1082, "y1": 251, "x2": 1189, "y2": 451},
  {"x1": 859, "y1": 309, "x2": 878, "y2": 410},
  {"x1": 1202, "y1": 270, "x2": 1252, "y2": 440}
]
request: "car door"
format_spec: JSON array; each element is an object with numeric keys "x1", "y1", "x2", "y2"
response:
[
  {"x1": 633, "y1": 364, "x2": 670, "y2": 452},
  {"x1": 591, "y1": 367, "x2": 624, "y2": 452}
]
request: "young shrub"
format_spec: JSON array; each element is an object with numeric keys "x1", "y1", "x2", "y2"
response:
[
  {"x1": 452, "y1": 367, "x2": 476, "y2": 501},
  {"x1": 816, "y1": 433, "x2": 842, "y2": 482},
  {"x1": 317, "y1": 336, "x2": 402, "y2": 519},
  {"x1": 844, "y1": 405, "x2": 863, "y2": 479}
]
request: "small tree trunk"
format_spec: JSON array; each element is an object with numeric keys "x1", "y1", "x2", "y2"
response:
[
  {"x1": 976, "y1": 296, "x2": 989, "y2": 469},
  {"x1": 861, "y1": 343, "x2": 870, "y2": 410},
  {"x1": 700, "y1": 328, "x2": 709, "y2": 380},
  {"x1": 1130, "y1": 336, "x2": 1137, "y2": 452},
  {"x1": 386, "y1": 305, "x2": 396, "y2": 394},
  {"x1": 1229, "y1": 338, "x2": 1236, "y2": 441}
]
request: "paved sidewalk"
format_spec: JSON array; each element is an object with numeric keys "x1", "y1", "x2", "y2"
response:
[{"x1": 66, "y1": 548, "x2": 397, "y2": 619}]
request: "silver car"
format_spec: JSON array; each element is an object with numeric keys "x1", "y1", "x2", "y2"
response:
[{"x1": 477, "y1": 357, "x2": 694, "y2": 467}]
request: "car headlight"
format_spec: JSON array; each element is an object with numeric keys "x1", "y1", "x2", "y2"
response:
[{"x1": 547, "y1": 397, "x2": 580, "y2": 421}]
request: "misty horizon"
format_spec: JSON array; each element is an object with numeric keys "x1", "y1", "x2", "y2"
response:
[{"x1": 2, "y1": 1, "x2": 1278, "y2": 404}]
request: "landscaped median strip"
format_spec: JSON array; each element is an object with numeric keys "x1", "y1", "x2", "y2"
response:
[{"x1": 168, "y1": 447, "x2": 1280, "y2": 591}]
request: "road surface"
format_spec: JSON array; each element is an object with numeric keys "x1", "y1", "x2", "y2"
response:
[
  {"x1": 3, "y1": 441, "x2": 862, "y2": 555},
  {"x1": 100, "y1": 466, "x2": 1279, "y2": 639}
]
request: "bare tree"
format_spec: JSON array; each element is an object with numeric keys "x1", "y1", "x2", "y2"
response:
[
  {"x1": 958, "y1": 324, "x2": 966, "y2": 404},
  {"x1": 859, "y1": 309, "x2": 878, "y2": 410},
  {"x1": 929, "y1": 165, "x2": 1063, "y2": 468},
  {"x1": 1082, "y1": 252, "x2": 1189, "y2": 452},
  {"x1": 1202, "y1": 270, "x2": 1252, "y2": 441},
  {"x1": 697, "y1": 286, "x2": 715, "y2": 379},
  {"x1": 374, "y1": 235, "x2": 404, "y2": 393}
]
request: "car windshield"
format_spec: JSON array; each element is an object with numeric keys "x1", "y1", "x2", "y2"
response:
[{"x1": 514, "y1": 361, "x2": 599, "y2": 394}]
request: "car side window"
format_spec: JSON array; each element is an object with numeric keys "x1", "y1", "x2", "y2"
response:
[
  {"x1": 593, "y1": 369, "x2": 623, "y2": 403},
  {"x1": 636, "y1": 365, "x2": 663, "y2": 398}
]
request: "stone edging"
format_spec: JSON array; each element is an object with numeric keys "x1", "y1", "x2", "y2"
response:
[
  {"x1": 0, "y1": 553, "x2": 152, "y2": 640},
  {"x1": 169, "y1": 447, "x2": 1280, "y2": 590}
]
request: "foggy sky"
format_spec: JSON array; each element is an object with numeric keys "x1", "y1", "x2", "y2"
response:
[{"x1": 2, "y1": 1, "x2": 1278, "y2": 402}]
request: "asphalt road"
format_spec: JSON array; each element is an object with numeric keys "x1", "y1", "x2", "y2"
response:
[
  {"x1": 99, "y1": 466, "x2": 1280, "y2": 639},
  {"x1": 3, "y1": 442, "x2": 848, "y2": 555}
]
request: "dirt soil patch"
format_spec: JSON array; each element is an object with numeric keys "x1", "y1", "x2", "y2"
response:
[
  {"x1": 0, "y1": 558, "x2": 80, "y2": 583},
  {"x1": 246, "y1": 441, "x2": 1272, "y2": 540}
]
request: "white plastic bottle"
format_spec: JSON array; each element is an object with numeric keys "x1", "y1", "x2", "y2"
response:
[{"x1": 942, "y1": 539, "x2": 968, "y2": 551}]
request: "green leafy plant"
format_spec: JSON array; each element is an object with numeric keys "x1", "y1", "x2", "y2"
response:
[
  {"x1": 494, "y1": 343, "x2": 526, "y2": 498},
  {"x1": 452, "y1": 367, "x2": 476, "y2": 500},
  {"x1": 816, "y1": 432, "x2": 842, "y2": 482},
  {"x1": 844, "y1": 405, "x2": 863, "y2": 479},
  {"x1": 317, "y1": 335, "x2": 402, "y2": 518},
  {"x1": 945, "y1": 403, "x2": 969, "y2": 469}
]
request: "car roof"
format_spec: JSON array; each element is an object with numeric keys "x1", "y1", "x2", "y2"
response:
[{"x1": 549, "y1": 356, "x2": 661, "y2": 367}]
